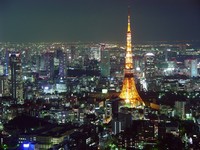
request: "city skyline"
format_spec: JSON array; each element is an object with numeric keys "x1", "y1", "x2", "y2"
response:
[
  {"x1": 0, "y1": 1, "x2": 200, "y2": 147},
  {"x1": 0, "y1": 0, "x2": 200, "y2": 43}
]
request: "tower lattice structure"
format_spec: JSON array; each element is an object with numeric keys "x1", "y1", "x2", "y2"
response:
[{"x1": 119, "y1": 10, "x2": 145, "y2": 108}]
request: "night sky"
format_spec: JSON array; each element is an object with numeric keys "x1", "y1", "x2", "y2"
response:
[{"x1": 0, "y1": 0, "x2": 200, "y2": 43}]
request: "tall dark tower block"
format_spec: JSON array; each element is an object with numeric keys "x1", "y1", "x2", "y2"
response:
[
  {"x1": 9, "y1": 53, "x2": 23, "y2": 104},
  {"x1": 100, "y1": 44, "x2": 110, "y2": 77}
]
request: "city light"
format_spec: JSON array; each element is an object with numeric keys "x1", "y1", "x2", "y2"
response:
[
  {"x1": 23, "y1": 143, "x2": 30, "y2": 148},
  {"x1": 0, "y1": 1, "x2": 199, "y2": 149}
]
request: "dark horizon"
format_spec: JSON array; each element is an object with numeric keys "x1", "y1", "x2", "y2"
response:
[{"x1": 0, "y1": 0, "x2": 200, "y2": 43}]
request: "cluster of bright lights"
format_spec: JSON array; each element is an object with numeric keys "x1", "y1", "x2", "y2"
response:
[
  {"x1": 164, "y1": 68, "x2": 175, "y2": 72},
  {"x1": 125, "y1": 99, "x2": 130, "y2": 103},
  {"x1": 23, "y1": 143, "x2": 30, "y2": 148}
]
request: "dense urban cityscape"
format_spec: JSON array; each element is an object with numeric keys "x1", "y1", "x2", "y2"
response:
[
  {"x1": 0, "y1": 0, "x2": 200, "y2": 150},
  {"x1": 0, "y1": 38, "x2": 200, "y2": 149}
]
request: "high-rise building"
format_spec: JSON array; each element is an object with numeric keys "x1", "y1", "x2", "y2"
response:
[
  {"x1": 70, "y1": 45, "x2": 76, "y2": 61},
  {"x1": 0, "y1": 76, "x2": 9, "y2": 97},
  {"x1": 90, "y1": 46, "x2": 101, "y2": 61},
  {"x1": 35, "y1": 54, "x2": 41, "y2": 72},
  {"x1": 44, "y1": 51, "x2": 54, "y2": 80},
  {"x1": 144, "y1": 53, "x2": 156, "y2": 91},
  {"x1": 185, "y1": 59, "x2": 198, "y2": 77},
  {"x1": 0, "y1": 65, "x2": 4, "y2": 76},
  {"x1": 112, "y1": 112, "x2": 132, "y2": 134},
  {"x1": 175, "y1": 101, "x2": 186, "y2": 120},
  {"x1": 4, "y1": 50, "x2": 9, "y2": 76},
  {"x1": 100, "y1": 44, "x2": 110, "y2": 77},
  {"x1": 119, "y1": 9, "x2": 144, "y2": 108},
  {"x1": 56, "y1": 49, "x2": 67, "y2": 79},
  {"x1": 144, "y1": 52, "x2": 155, "y2": 78},
  {"x1": 190, "y1": 59, "x2": 198, "y2": 77},
  {"x1": 9, "y1": 53, "x2": 23, "y2": 104}
]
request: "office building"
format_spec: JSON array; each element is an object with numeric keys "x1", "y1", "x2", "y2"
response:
[
  {"x1": 9, "y1": 53, "x2": 23, "y2": 104},
  {"x1": 100, "y1": 44, "x2": 110, "y2": 77}
]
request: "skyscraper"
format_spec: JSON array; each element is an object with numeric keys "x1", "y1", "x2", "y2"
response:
[
  {"x1": 0, "y1": 76, "x2": 9, "y2": 97},
  {"x1": 144, "y1": 52, "x2": 155, "y2": 78},
  {"x1": 119, "y1": 9, "x2": 144, "y2": 108},
  {"x1": 100, "y1": 44, "x2": 110, "y2": 77},
  {"x1": 4, "y1": 50, "x2": 9, "y2": 76},
  {"x1": 56, "y1": 49, "x2": 67, "y2": 79},
  {"x1": 144, "y1": 52, "x2": 156, "y2": 91},
  {"x1": 44, "y1": 51, "x2": 54, "y2": 80},
  {"x1": 9, "y1": 53, "x2": 23, "y2": 104},
  {"x1": 184, "y1": 59, "x2": 198, "y2": 77}
]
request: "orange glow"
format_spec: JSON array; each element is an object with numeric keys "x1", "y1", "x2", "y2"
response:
[{"x1": 120, "y1": 10, "x2": 145, "y2": 108}]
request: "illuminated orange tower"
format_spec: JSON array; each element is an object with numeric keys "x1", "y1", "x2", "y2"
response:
[{"x1": 119, "y1": 9, "x2": 145, "y2": 108}]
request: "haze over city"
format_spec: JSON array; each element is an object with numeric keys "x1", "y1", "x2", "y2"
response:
[{"x1": 0, "y1": 0, "x2": 200, "y2": 43}]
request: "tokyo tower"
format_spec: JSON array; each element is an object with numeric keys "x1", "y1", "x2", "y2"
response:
[{"x1": 119, "y1": 9, "x2": 145, "y2": 108}]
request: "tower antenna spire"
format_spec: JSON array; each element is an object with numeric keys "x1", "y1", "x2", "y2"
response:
[{"x1": 127, "y1": 6, "x2": 131, "y2": 33}]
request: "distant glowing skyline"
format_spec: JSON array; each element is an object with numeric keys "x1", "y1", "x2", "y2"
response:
[{"x1": 0, "y1": 0, "x2": 200, "y2": 43}]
